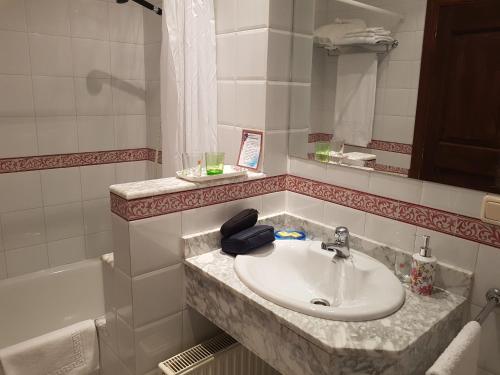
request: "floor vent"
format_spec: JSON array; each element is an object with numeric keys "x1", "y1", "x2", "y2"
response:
[{"x1": 158, "y1": 332, "x2": 280, "y2": 375}]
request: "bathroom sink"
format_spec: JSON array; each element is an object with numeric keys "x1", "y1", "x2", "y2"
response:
[{"x1": 234, "y1": 240, "x2": 405, "y2": 321}]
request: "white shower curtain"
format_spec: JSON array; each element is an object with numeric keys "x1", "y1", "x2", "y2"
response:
[{"x1": 160, "y1": 0, "x2": 218, "y2": 177}]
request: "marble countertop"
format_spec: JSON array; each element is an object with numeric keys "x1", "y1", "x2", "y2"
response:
[
  {"x1": 110, "y1": 171, "x2": 266, "y2": 200},
  {"x1": 185, "y1": 248, "x2": 466, "y2": 356}
]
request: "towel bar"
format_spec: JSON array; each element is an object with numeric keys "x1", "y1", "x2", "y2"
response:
[{"x1": 474, "y1": 288, "x2": 500, "y2": 325}]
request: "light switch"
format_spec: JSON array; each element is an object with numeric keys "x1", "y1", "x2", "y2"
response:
[{"x1": 481, "y1": 195, "x2": 500, "y2": 225}]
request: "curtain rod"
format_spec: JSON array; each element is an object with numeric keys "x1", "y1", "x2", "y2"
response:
[{"x1": 125, "y1": 0, "x2": 162, "y2": 15}]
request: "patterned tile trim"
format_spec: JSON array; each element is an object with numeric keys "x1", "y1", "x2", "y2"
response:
[
  {"x1": 111, "y1": 174, "x2": 287, "y2": 221},
  {"x1": 307, "y1": 133, "x2": 333, "y2": 143},
  {"x1": 286, "y1": 175, "x2": 500, "y2": 249},
  {"x1": 367, "y1": 140, "x2": 413, "y2": 155},
  {"x1": 0, "y1": 148, "x2": 157, "y2": 174}
]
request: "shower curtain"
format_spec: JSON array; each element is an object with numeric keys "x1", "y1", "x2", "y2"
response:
[{"x1": 161, "y1": 0, "x2": 218, "y2": 177}]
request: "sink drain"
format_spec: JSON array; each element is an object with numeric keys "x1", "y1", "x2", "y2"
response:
[{"x1": 310, "y1": 298, "x2": 330, "y2": 307}]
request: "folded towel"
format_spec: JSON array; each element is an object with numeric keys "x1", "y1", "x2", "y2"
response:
[
  {"x1": 344, "y1": 30, "x2": 392, "y2": 37},
  {"x1": 426, "y1": 321, "x2": 481, "y2": 375},
  {"x1": 335, "y1": 35, "x2": 395, "y2": 45},
  {"x1": 314, "y1": 18, "x2": 367, "y2": 47},
  {"x1": 333, "y1": 53, "x2": 377, "y2": 147},
  {"x1": 0, "y1": 320, "x2": 99, "y2": 375}
]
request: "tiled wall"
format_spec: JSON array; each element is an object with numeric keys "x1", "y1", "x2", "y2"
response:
[
  {"x1": 215, "y1": 0, "x2": 292, "y2": 175},
  {"x1": 288, "y1": 157, "x2": 500, "y2": 375},
  {"x1": 0, "y1": 0, "x2": 159, "y2": 279},
  {"x1": 105, "y1": 191, "x2": 286, "y2": 375}
]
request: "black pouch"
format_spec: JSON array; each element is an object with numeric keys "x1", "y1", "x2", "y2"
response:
[
  {"x1": 221, "y1": 225, "x2": 275, "y2": 255},
  {"x1": 220, "y1": 208, "x2": 259, "y2": 238}
]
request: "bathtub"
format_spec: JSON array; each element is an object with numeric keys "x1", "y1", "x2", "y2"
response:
[{"x1": 0, "y1": 258, "x2": 105, "y2": 349}]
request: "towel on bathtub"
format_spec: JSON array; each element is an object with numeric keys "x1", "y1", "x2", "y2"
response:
[{"x1": 0, "y1": 319, "x2": 99, "y2": 375}]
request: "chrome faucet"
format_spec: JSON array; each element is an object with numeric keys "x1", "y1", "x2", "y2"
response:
[{"x1": 321, "y1": 226, "x2": 350, "y2": 259}]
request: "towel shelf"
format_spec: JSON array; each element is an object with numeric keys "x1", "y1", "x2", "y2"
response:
[
  {"x1": 474, "y1": 287, "x2": 500, "y2": 325},
  {"x1": 316, "y1": 40, "x2": 398, "y2": 56}
]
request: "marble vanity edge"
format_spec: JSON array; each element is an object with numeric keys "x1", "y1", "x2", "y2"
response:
[
  {"x1": 184, "y1": 250, "x2": 466, "y2": 361},
  {"x1": 183, "y1": 213, "x2": 473, "y2": 298}
]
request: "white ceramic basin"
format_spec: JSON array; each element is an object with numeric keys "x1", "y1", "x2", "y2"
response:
[{"x1": 234, "y1": 240, "x2": 405, "y2": 321}]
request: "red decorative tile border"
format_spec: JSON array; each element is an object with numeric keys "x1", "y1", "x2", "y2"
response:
[
  {"x1": 0, "y1": 148, "x2": 158, "y2": 174},
  {"x1": 308, "y1": 133, "x2": 333, "y2": 143},
  {"x1": 111, "y1": 175, "x2": 287, "y2": 221},
  {"x1": 367, "y1": 140, "x2": 413, "y2": 155},
  {"x1": 286, "y1": 175, "x2": 500, "y2": 249},
  {"x1": 110, "y1": 173, "x2": 500, "y2": 249}
]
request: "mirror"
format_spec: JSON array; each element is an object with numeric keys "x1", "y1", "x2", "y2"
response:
[{"x1": 288, "y1": 0, "x2": 425, "y2": 177}]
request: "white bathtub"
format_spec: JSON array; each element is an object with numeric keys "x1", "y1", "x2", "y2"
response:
[{"x1": 0, "y1": 259, "x2": 105, "y2": 349}]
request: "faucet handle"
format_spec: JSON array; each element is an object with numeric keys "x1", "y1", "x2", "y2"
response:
[{"x1": 335, "y1": 226, "x2": 349, "y2": 242}]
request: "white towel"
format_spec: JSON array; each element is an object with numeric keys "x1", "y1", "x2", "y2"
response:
[
  {"x1": 336, "y1": 35, "x2": 395, "y2": 46},
  {"x1": 333, "y1": 53, "x2": 377, "y2": 147},
  {"x1": 0, "y1": 320, "x2": 99, "y2": 375},
  {"x1": 426, "y1": 321, "x2": 481, "y2": 375},
  {"x1": 314, "y1": 18, "x2": 367, "y2": 47}
]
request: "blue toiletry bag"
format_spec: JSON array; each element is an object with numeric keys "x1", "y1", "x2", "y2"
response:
[{"x1": 221, "y1": 225, "x2": 275, "y2": 255}]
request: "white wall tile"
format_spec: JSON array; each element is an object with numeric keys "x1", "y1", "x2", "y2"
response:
[
  {"x1": 41, "y1": 167, "x2": 82, "y2": 206},
  {"x1": 261, "y1": 191, "x2": 286, "y2": 217},
  {"x1": 217, "y1": 125, "x2": 241, "y2": 166},
  {"x1": 421, "y1": 182, "x2": 486, "y2": 219},
  {"x1": 413, "y1": 228, "x2": 479, "y2": 271},
  {"x1": 236, "y1": 81, "x2": 266, "y2": 129},
  {"x1": 83, "y1": 198, "x2": 112, "y2": 234},
  {"x1": 5, "y1": 244, "x2": 48, "y2": 277},
  {"x1": 29, "y1": 34, "x2": 73, "y2": 77},
  {"x1": 115, "y1": 115, "x2": 147, "y2": 148},
  {"x1": 236, "y1": 0, "x2": 269, "y2": 30},
  {"x1": 111, "y1": 79, "x2": 146, "y2": 115},
  {"x1": 75, "y1": 78, "x2": 113, "y2": 115},
  {"x1": 112, "y1": 213, "x2": 131, "y2": 275},
  {"x1": 85, "y1": 230, "x2": 113, "y2": 258},
  {"x1": 132, "y1": 264, "x2": 184, "y2": 327},
  {"x1": 115, "y1": 161, "x2": 149, "y2": 184},
  {"x1": 289, "y1": 157, "x2": 327, "y2": 182},
  {"x1": 472, "y1": 244, "x2": 500, "y2": 307},
  {"x1": 100, "y1": 339, "x2": 133, "y2": 375},
  {"x1": 110, "y1": 42, "x2": 145, "y2": 80},
  {"x1": 293, "y1": 0, "x2": 315, "y2": 35},
  {"x1": 263, "y1": 131, "x2": 288, "y2": 176},
  {"x1": 236, "y1": 29, "x2": 268, "y2": 79},
  {"x1": 0, "y1": 171, "x2": 42, "y2": 212},
  {"x1": 26, "y1": 0, "x2": 70, "y2": 36},
  {"x1": 181, "y1": 196, "x2": 262, "y2": 235},
  {"x1": 291, "y1": 35, "x2": 313, "y2": 83},
  {"x1": 217, "y1": 81, "x2": 237, "y2": 125},
  {"x1": 0, "y1": 31, "x2": 30, "y2": 75},
  {"x1": 365, "y1": 214, "x2": 416, "y2": 252},
  {"x1": 267, "y1": 31, "x2": 292, "y2": 82},
  {"x1": 115, "y1": 314, "x2": 135, "y2": 372},
  {"x1": 36, "y1": 116, "x2": 79, "y2": 155},
  {"x1": 33, "y1": 77, "x2": 76, "y2": 116},
  {"x1": 134, "y1": 313, "x2": 183, "y2": 375},
  {"x1": 81, "y1": 164, "x2": 116, "y2": 200},
  {"x1": 372, "y1": 115, "x2": 414, "y2": 144},
  {"x1": 115, "y1": 267, "x2": 133, "y2": 326},
  {"x1": 369, "y1": 174, "x2": 422, "y2": 204},
  {"x1": 0, "y1": 117, "x2": 37, "y2": 158},
  {"x1": 286, "y1": 192, "x2": 324, "y2": 223},
  {"x1": 182, "y1": 307, "x2": 221, "y2": 349},
  {"x1": 470, "y1": 304, "x2": 500, "y2": 374},
  {"x1": 72, "y1": 38, "x2": 110, "y2": 78},
  {"x1": 129, "y1": 213, "x2": 182, "y2": 276},
  {"x1": 69, "y1": 0, "x2": 109, "y2": 40},
  {"x1": 324, "y1": 202, "x2": 366, "y2": 235},
  {"x1": 269, "y1": 0, "x2": 293, "y2": 31},
  {"x1": 144, "y1": 44, "x2": 160, "y2": 81},
  {"x1": 266, "y1": 82, "x2": 290, "y2": 130},
  {"x1": 108, "y1": 2, "x2": 143, "y2": 44},
  {"x1": 214, "y1": 0, "x2": 236, "y2": 34},
  {"x1": 0, "y1": 0, "x2": 27, "y2": 32},
  {"x1": 0, "y1": 253, "x2": 6, "y2": 280},
  {"x1": 289, "y1": 83, "x2": 311, "y2": 129},
  {"x1": 77, "y1": 115, "x2": 116, "y2": 151},
  {"x1": 1, "y1": 208, "x2": 46, "y2": 250},
  {"x1": 47, "y1": 236, "x2": 86, "y2": 267},
  {"x1": 0, "y1": 76, "x2": 34, "y2": 117},
  {"x1": 325, "y1": 164, "x2": 371, "y2": 192},
  {"x1": 216, "y1": 34, "x2": 236, "y2": 79},
  {"x1": 44, "y1": 202, "x2": 84, "y2": 241}
]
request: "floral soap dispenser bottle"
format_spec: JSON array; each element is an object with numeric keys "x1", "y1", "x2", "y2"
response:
[{"x1": 410, "y1": 235, "x2": 436, "y2": 296}]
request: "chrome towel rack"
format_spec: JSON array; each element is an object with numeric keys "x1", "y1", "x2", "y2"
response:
[{"x1": 474, "y1": 288, "x2": 500, "y2": 325}]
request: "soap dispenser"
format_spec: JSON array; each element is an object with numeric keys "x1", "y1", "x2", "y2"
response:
[{"x1": 410, "y1": 235, "x2": 436, "y2": 296}]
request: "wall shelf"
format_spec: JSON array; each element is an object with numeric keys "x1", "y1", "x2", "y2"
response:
[{"x1": 316, "y1": 39, "x2": 399, "y2": 56}]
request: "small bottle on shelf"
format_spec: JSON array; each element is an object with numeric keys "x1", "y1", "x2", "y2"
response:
[{"x1": 410, "y1": 235, "x2": 437, "y2": 296}]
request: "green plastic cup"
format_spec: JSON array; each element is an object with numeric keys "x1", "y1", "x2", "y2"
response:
[
  {"x1": 205, "y1": 152, "x2": 225, "y2": 175},
  {"x1": 315, "y1": 141, "x2": 331, "y2": 163}
]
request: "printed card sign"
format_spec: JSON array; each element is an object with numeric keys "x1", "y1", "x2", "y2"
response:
[{"x1": 237, "y1": 130, "x2": 263, "y2": 170}]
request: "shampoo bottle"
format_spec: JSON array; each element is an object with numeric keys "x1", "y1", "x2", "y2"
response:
[{"x1": 410, "y1": 235, "x2": 436, "y2": 296}]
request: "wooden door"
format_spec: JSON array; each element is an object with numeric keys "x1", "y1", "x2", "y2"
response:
[{"x1": 410, "y1": 0, "x2": 500, "y2": 193}]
